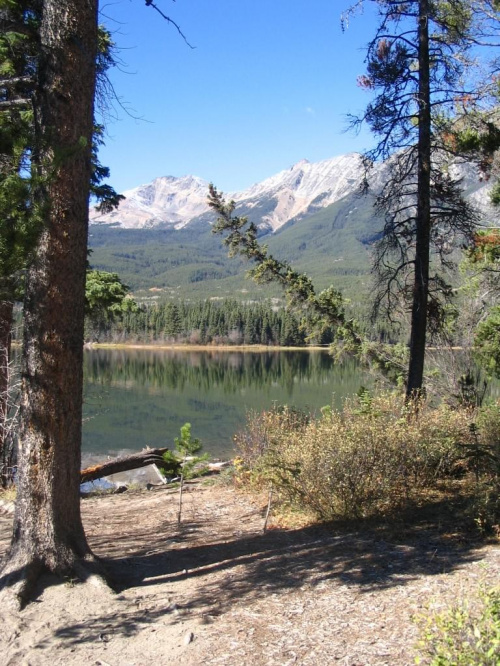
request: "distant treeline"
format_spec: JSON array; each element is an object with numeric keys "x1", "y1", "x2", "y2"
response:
[
  {"x1": 86, "y1": 298, "x2": 401, "y2": 347},
  {"x1": 87, "y1": 299, "x2": 333, "y2": 346}
]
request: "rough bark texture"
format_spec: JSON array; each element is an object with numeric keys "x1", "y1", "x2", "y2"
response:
[
  {"x1": 81, "y1": 448, "x2": 171, "y2": 483},
  {"x1": 407, "y1": 0, "x2": 431, "y2": 399},
  {"x1": 0, "y1": 300, "x2": 13, "y2": 487},
  {"x1": 0, "y1": 0, "x2": 99, "y2": 605}
]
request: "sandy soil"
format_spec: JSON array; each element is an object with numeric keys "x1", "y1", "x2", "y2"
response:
[{"x1": 0, "y1": 481, "x2": 499, "y2": 666}]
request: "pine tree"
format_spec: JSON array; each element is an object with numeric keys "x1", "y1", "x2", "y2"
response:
[
  {"x1": 353, "y1": 0, "x2": 479, "y2": 397},
  {"x1": 0, "y1": 1, "x2": 42, "y2": 486},
  {"x1": 0, "y1": 0, "x2": 99, "y2": 606},
  {"x1": 0, "y1": 2, "x2": 123, "y2": 483}
]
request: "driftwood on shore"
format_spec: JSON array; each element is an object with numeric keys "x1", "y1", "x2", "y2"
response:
[{"x1": 80, "y1": 447, "x2": 170, "y2": 484}]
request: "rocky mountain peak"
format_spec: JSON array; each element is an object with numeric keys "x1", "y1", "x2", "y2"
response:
[{"x1": 89, "y1": 151, "x2": 495, "y2": 233}]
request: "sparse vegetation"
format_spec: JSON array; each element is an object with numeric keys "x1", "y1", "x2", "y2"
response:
[{"x1": 415, "y1": 587, "x2": 500, "y2": 665}]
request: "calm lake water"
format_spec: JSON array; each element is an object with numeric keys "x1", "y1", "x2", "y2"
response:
[{"x1": 82, "y1": 348, "x2": 367, "y2": 461}]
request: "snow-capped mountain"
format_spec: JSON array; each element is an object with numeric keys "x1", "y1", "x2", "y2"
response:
[
  {"x1": 90, "y1": 174, "x2": 209, "y2": 230},
  {"x1": 89, "y1": 153, "x2": 366, "y2": 232},
  {"x1": 233, "y1": 154, "x2": 365, "y2": 230},
  {"x1": 89, "y1": 151, "x2": 497, "y2": 232}
]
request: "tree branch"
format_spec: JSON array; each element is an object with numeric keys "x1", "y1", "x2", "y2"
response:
[{"x1": 144, "y1": 1, "x2": 195, "y2": 49}]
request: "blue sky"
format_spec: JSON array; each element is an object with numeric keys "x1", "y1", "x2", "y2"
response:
[{"x1": 98, "y1": 0, "x2": 379, "y2": 194}]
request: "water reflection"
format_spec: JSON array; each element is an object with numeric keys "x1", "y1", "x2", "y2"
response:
[
  {"x1": 85, "y1": 349, "x2": 343, "y2": 394},
  {"x1": 82, "y1": 349, "x2": 367, "y2": 460}
]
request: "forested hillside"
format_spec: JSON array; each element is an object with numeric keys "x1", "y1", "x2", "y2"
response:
[{"x1": 88, "y1": 187, "x2": 382, "y2": 306}]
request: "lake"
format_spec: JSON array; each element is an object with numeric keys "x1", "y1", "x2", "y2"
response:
[{"x1": 82, "y1": 348, "x2": 367, "y2": 462}]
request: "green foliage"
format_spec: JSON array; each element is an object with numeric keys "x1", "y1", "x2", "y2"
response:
[
  {"x1": 84, "y1": 269, "x2": 137, "y2": 342},
  {"x1": 433, "y1": 0, "x2": 472, "y2": 43},
  {"x1": 234, "y1": 394, "x2": 500, "y2": 522},
  {"x1": 174, "y1": 422, "x2": 202, "y2": 457},
  {"x1": 173, "y1": 423, "x2": 209, "y2": 479},
  {"x1": 82, "y1": 296, "x2": 314, "y2": 347},
  {"x1": 158, "y1": 450, "x2": 181, "y2": 478},
  {"x1": 475, "y1": 306, "x2": 500, "y2": 378},
  {"x1": 490, "y1": 181, "x2": 500, "y2": 207},
  {"x1": 415, "y1": 588, "x2": 500, "y2": 665},
  {"x1": 90, "y1": 124, "x2": 125, "y2": 213},
  {"x1": 0, "y1": 1, "x2": 40, "y2": 301},
  {"x1": 85, "y1": 269, "x2": 137, "y2": 317},
  {"x1": 0, "y1": 169, "x2": 43, "y2": 301},
  {"x1": 208, "y1": 184, "x2": 361, "y2": 348},
  {"x1": 157, "y1": 424, "x2": 209, "y2": 480},
  {"x1": 0, "y1": 5, "x2": 122, "y2": 304}
]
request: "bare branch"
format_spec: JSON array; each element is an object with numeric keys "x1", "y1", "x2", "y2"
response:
[{"x1": 144, "y1": 1, "x2": 195, "y2": 49}]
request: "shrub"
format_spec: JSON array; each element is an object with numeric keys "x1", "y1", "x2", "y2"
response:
[
  {"x1": 464, "y1": 403, "x2": 500, "y2": 534},
  {"x1": 234, "y1": 394, "x2": 495, "y2": 521},
  {"x1": 415, "y1": 587, "x2": 500, "y2": 665}
]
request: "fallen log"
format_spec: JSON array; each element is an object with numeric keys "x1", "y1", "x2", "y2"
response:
[{"x1": 80, "y1": 447, "x2": 172, "y2": 484}]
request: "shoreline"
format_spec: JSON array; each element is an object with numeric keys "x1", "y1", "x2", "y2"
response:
[{"x1": 84, "y1": 342, "x2": 329, "y2": 352}]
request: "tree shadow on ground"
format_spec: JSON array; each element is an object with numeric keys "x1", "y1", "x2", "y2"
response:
[
  {"x1": 104, "y1": 488, "x2": 487, "y2": 615},
  {"x1": 9, "y1": 486, "x2": 492, "y2": 650}
]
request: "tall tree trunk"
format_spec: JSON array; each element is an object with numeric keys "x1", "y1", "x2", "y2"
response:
[
  {"x1": 0, "y1": 300, "x2": 13, "y2": 487},
  {"x1": 0, "y1": 0, "x2": 99, "y2": 606},
  {"x1": 406, "y1": 0, "x2": 431, "y2": 399}
]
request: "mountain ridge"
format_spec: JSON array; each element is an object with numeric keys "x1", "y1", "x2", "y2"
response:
[
  {"x1": 90, "y1": 151, "x2": 497, "y2": 236},
  {"x1": 88, "y1": 152, "x2": 499, "y2": 303},
  {"x1": 90, "y1": 153, "x2": 367, "y2": 232}
]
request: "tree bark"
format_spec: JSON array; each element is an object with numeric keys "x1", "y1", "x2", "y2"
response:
[
  {"x1": 0, "y1": 300, "x2": 13, "y2": 487},
  {"x1": 0, "y1": 0, "x2": 99, "y2": 606},
  {"x1": 406, "y1": 0, "x2": 431, "y2": 399},
  {"x1": 81, "y1": 448, "x2": 172, "y2": 483}
]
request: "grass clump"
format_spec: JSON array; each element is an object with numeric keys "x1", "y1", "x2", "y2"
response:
[
  {"x1": 234, "y1": 393, "x2": 500, "y2": 524},
  {"x1": 415, "y1": 587, "x2": 500, "y2": 665}
]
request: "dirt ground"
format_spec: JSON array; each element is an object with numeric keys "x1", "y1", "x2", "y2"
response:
[{"x1": 0, "y1": 480, "x2": 499, "y2": 666}]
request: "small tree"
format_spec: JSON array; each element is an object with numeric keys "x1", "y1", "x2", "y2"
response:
[{"x1": 159, "y1": 423, "x2": 208, "y2": 480}]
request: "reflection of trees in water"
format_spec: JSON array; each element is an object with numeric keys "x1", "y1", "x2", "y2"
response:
[{"x1": 83, "y1": 349, "x2": 357, "y2": 396}]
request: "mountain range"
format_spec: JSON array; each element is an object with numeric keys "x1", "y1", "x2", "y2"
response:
[
  {"x1": 88, "y1": 152, "x2": 499, "y2": 304},
  {"x1": 90, "y1": 153, "x2": 370, "y2": 232}
]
